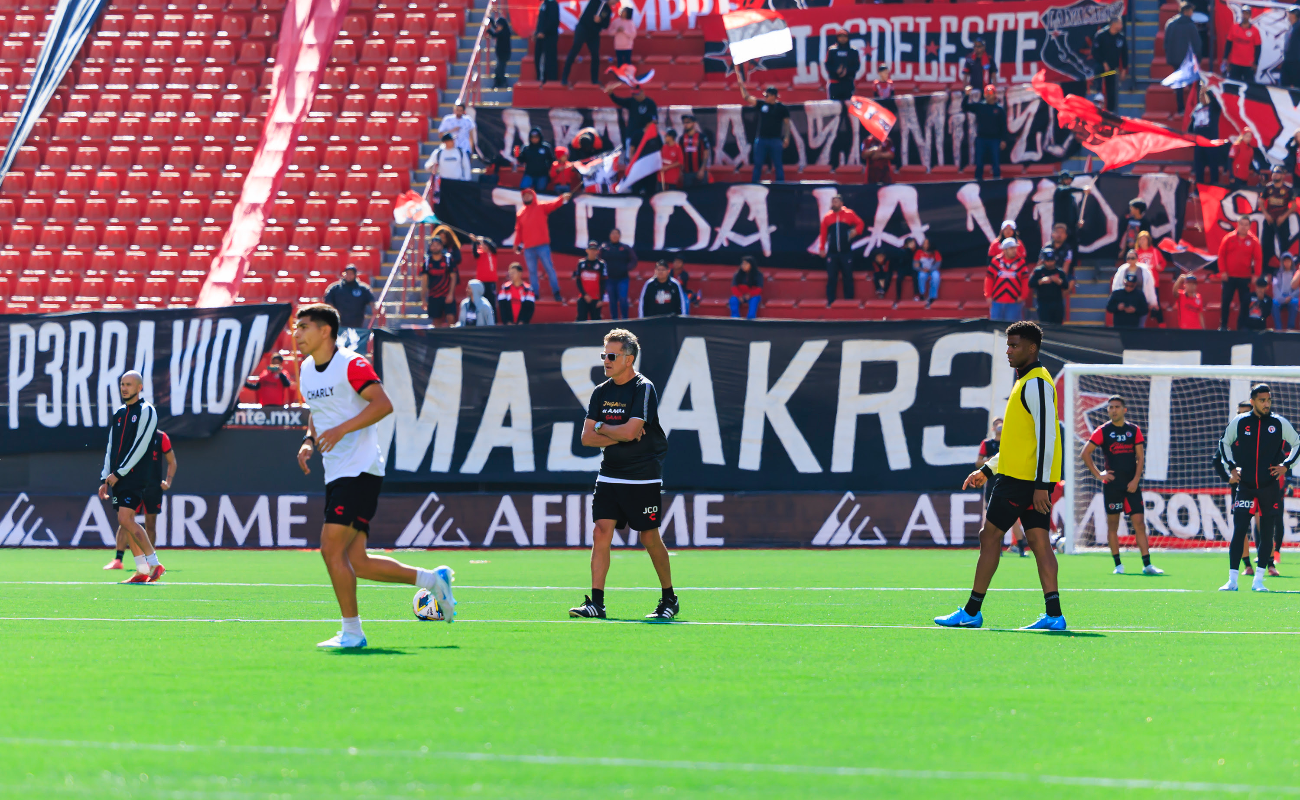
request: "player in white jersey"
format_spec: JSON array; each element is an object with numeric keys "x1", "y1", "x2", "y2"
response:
[{"x1": 293, "y1": 304, "x2": 456, "y2": 649}]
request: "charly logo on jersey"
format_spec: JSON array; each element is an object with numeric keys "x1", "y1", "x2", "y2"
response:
[
  {"x1": 1270, "y1": 426, "x2": 1277, "y2": 433},
  {"x1": 304, "y1": 386, "x2": 335, "y2": 401},
  {"x1": 0, "y1": 494, "x2": 58, "y2": 546},
  {"x1": 395, "y1": 493, "x2": 470, "y2": 547},
  {"x1": 811, "y1": 492, "x2": 885, "y2": 546}
]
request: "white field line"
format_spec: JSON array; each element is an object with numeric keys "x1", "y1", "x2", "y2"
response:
[
  {"x1": 0, "y1": 737, "x2": 1295, "y2": 795},
  {"x1": 0, "y1": 582, "x2": 1198, "y2": 592},
  {"x1": 1, "y1": 616, "x2": 1299, "y2": 636}
]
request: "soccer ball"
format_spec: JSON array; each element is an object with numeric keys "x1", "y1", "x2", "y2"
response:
[{"x1": 413, "y1": 588, "x2": 444, "y2": 621}]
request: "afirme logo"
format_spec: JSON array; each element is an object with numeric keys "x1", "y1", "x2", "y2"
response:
[
  {"x1": 0, "y1": 494, "x2": 57, "y2": 547},
  {"x1": 811, "y1": 492, "x2": 885, "y2": 547},
  {"x1": 394, "y1": 493, "x2": 470, "y2": 548}
]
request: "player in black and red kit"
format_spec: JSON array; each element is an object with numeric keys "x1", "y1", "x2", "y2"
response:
[
  {"x1": 1081, "y1": 395, "x2": 1164, "y2": 576},
  {"x1": 976, "y1": 417, "x2": 1027, "y2": 557},
  {"x1": 574, "y1": 240, "x2": 607, "y2": 321},
  {"x1": 1218, "y1": 384, "x2": 1300, "y2": 592}
]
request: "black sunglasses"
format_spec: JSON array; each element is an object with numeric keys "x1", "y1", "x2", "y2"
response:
[{"x1": 600, "y1": 353, "x2": 627, "y2": 362}]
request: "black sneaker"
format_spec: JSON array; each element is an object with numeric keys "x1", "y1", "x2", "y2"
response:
[
  {"x1": 646, "y1": 595, "x2": 679, "y2": 620},
  {"x1": 569, "y1": 595, "x2": 605, "y2": 618}
]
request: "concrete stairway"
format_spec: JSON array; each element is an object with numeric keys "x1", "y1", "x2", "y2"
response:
[{"x1": 1067, "y1": 264, "x2": 1115, "y2": 325}]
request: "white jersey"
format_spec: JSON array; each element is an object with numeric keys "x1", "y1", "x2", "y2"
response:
[{"x1": 300, "y1": 346, "x2": 385, "y2": 484}]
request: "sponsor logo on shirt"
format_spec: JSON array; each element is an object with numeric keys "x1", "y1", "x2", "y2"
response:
[{"x1": 305, "y1": 386, "x2": 336, "y2": 400}]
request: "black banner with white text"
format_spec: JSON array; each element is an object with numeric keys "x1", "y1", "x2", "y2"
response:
[{"x1": 0, "y1": 305, "x2": 292, "y2": 455}]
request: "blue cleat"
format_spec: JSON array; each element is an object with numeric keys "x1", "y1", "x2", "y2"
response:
[
  {"x1": 1020, "y1": 614, "x2": 1067, "y2": 631},
  {"x1": 934, "y1": 608, "x2": 983, "y2": 628},
  {"x1": 433, "y1": 565, "x2": 456, "y2": 623},
  {"x1": 317, "y1": 631, "x2": 367, "y2": 648}
]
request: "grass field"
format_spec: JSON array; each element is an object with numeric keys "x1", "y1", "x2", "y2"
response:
[{"x1": 4, "y1": 548, "x2": 1300, "y2": 799}]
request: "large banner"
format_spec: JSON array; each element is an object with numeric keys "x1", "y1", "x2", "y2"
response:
[
  {"x1": 0, "y1": 490, "x2": 990, "y2": 549},
  {"x1": 0, "y1": 305, "x2": 292, "y2": 455},
  {"x1": 700, "y1": 0, "x2": 1123, "y2": 85},
  {"x1": 370, "y1": 318, "x2": 1277, "y2": 494},
  {"x1": 1204, "y1": 75, "x2": 1299, "y2": 164},
  {"x1": 475, "y1": 89, "x2": 1076, "y2": 176},
  {"x1": 1213, "y1": 1, "x2": 1292, "y2": 86},
  {"x1": 436, "y1": 173, "x2": 1187, "y2": 269}
]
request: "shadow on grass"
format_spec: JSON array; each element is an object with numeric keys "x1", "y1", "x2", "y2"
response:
[
  {"x1": 324, "y1": 647, "x2": 414, "y2": 656},
  {"x1": 987, "y1": 629, "x2": 1106, "y2": 638}
]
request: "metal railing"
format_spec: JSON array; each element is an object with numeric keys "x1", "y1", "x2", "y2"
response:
[{"x1": 456, "y1": 0, "x2": 499, "y2": 109}]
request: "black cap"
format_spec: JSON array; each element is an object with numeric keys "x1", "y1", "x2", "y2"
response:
[
  {"x1": 1124, "y1": 273, "x2": 1139, "y2": 282},
  {"x1": 440, "y1": 133, "x2": 454, "y2": 142},
  {"x1": 1290, "y1": 5, "x2": 1300, "y2": 14},
  {"x1": 1039, "y1": 246, "x2": 1055, "y2": 260},
  {"x1": 764, "y1": 86, "x2": 778, "y2": 96},
  {"x1": 682, "y1": 113, "x2": 695, "y2": 121},
  {"x1": 1273, "y1": 164, "x2": 1286, "y2": 174},
  {"x1": 586, "y1": 240, "x2": 600, "y2": 249},
  {"x1": 1058, "y1": 170, "x2": 1073, "y2": 181}
]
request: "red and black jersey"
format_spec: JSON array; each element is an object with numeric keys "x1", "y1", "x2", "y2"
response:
[
  {"x1": 423, "y1": 252, "x2": 456, "y2": 298},
  {"x1": 146, "y1": 430, "x2": 172, "y2": 489},
  {"x1": 986, "y1": 255, "x2": 1026, "y2": 303},
  {"x1": 1088, "y1": 422, "x2": 1144, "y2": 480},
  {"x1": 978, "y1": 437, "x2": 999, "y2": 460},
  {"x1": 1220, "y1": 412, "x2": 1300, "y2": 489},
  {"x1": 574, "y1": 258, "x2": 606, "y2": 299}
]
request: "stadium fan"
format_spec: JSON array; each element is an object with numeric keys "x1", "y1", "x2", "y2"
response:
[
  {"x1": 294, "y1": 305, "x2": 455, "y2": 648},
  {"x1": 575, "y1": 241, "x2": 608, "y2": 321},
  {"x1": 1093, "y1": 17, "x2": 1127, "y2": 111},
  {"x1": 561, "y1": 0, "x2": 611, "y2": 85},
  {"x1": 679, "y1": 115, "x2": 712, "y2": 187},
  {"x1": 98, "y1": 371, "x2": 165, "y2": 585},
  {"x1": 324, "y1": 266, "x2": 376, "y2": 350},
  {"x1": 986, "y1": 238, "x2": 1027, "y2": 322},
  {"x1": 639, "y1": 260, "x2": 688, "y2": 317},
  {"x1": 1260, "y1": 166, "x2": 1296, "y2": 273},
  {"x1": 1107, "y1": 269, "x2": 1150, "y2": 328},
  {"x1": 1223, "y1": 10, "x2": 1261, "y2": 83},
  {"x1": 246, "y1": 353, "x2": 295, "y2": 405},
  {"x1": 1082, "y1": 395, "x2": 1164, "y2": 576},
  {"x1": 1132, "y1": 231, "x2": 1165, "y2": 274},
  {"x1": 670, "y1": 256, "x2": 700, "y2": 312},
  {"x1": 550, "y1": 147, "x2": 580, "y2": 191},
  {"x1": 610, "y1": 5, "x2": 637, "y2": 66},
  {"x1": 427, "y1": 134, "x2": 473, "y2": 182},
  {"x1": 601, "y1": 229, "x2": 638, "y2": 319},
  {"x1": 1241, "y1": 277, "x2": 1274, "y2": 330},
  {"x1": 570, "y1": 328, "x2": 678, "y2": 621},
  {"x1": 1228, "y1": 129, "x2": 1259, "y2": 190},
  {"x1": 1048, "y1": 223, "x2": 1079, "y2": 291},
  {"x1": 863, "y1": 134, "x2": 894, "y2": 184},
  {"x1": 490, "y1": 14, "x2": 513, "y2": 88},
  {"x1": 960, "y1": 37, "x2": 996, "y2": 91},
  {"x1": 893, "y1": 238, "x2": 919, "y2": 302},
  {"x1": 1110, "y1": 250, "x2": 1159, "y2": 325},
  {"x1": 914, "y1": 239, "x2": 942, "y2": 307},
  {"x1": 424, "y1": 235, "x2": 460, "y2": 325},
  {"x1": 570, "y1": 127, "x2": 606, "y2": 161},
  {"x1": 470, "y1": 236, "x2": 500, "y2": 303},
  {"x1": 824, "y1": 30, "x2": 860, "y2": 101},
  {"x1": 518, "y1": 128, "x2": 556, "y2": 191},
  {"x1": 659, "y1": 130, "x2": 684, "y2": 190},
  {"x1": 818, "y1": 195, "x2": 864, "y2": 304},
  {"x1": 105, "y1": 430, "x2": 176, "y2": 572},
  {"x1": 1217, "y1": 216, "x2": 1263, "y2": 329},
  {"x1": 962, "y1": 85, "x2": 1006, "y2": 181},
  {"x1": 498, "y1": 263, "x2": 537, "y2": 324},
  {"x1": 730, "y1": 256, "x2": 764, "y2": 319},
  {"x1": 457, "y1": 281, "x2": 497, "y2": 327},
  {"x1": 1190, "y1": 88, "x2": 1224, "y2": 184},
  {"x1": 987, "y1": 220, "x2": 1026, "y2": 263},
  {"x1": 535, "y1": 0, "x2": 561, "y2": 83},
  {"x1": 513, "y1": 187, "x2": 572, "y2": 302},
  {"x1": 1218, "y1": 383, "x2": 1300, "y2": 592},
  {"x1": 436, "y1": 228, "x2": 463, "y2": 273},
  {"x1": 738, "y1": 84, "x2": 790, "y2": 183},
  {"x1": 1284, "y1": 7, "x2": 1300, "y2": 89},
  {"x1": 604, "y1": 81, "x2": 658, "y2": 152},
  {"x1": 1172, "y1": 273, "x2": 1206, "y2": 329},
  {"x1": 1052, "y1": 172, "x2": 1087, "y2": 251},
  {"x1": 941, "y1": 321, "x2": 1066, "y2": 630},
  {"x1": 1029, "y1": 247, "x2": 1068, "y2": 324},
  {"x1": 872, "y1": 66, "x2": 893, "y2": 99},
  {"x1": 1163, "y1": 3, "x2": 1202, "y2": 111},
  {"x1": 1116, "y1": 200, "x2": 1151, "y2": 264},
  {"x1": 868, "y1": 249, "x2": 893, "y2": 298},
  {"x1": 1275, "y1": 255, "x2": 1299, "y2": 329},
  {"x1": 437, "y1": 103, "x2": 479, "y2": 159}
]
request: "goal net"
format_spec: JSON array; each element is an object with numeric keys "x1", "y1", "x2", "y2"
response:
[{"x1": 1061, "y1": 365, "x2": 1300, "y2": 554}]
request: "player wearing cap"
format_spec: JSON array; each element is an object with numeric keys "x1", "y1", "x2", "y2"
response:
[
  {"x1": 1082, "y1": 395, "x2": 1163, "y2": 576},
  {"x1": 294, "y1": 304, "x2": 454, "y2": 648}
]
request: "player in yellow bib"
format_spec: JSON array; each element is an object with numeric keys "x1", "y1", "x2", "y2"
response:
[{"x1": 936, "y1": 321, "x2": 1067, "y2": 631}]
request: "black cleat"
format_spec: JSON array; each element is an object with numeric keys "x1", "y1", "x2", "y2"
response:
[
  {"x1": 569, "y1": 595, "x2": 606, "y2": 618},
  {"x1": 646, "y1": 595, "x2": 679, "y2": 620}
]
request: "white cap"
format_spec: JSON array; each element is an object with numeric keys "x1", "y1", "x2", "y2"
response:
[
  {"x1": 1001, "y1": 238, "x2": 1018, "y2": 249},
  {"x1": 1001, "y1": 220, "x2": 1016, "y2": 230}
]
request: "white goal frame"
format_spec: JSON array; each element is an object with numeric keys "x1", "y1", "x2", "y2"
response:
[{"x1": 1061, "y1": 364, "x2": 1300, "y2": 554}]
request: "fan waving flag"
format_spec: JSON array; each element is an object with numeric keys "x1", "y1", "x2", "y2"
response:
[
  {"x1": 722, "y1": 8, "x2": 792, "y2": 65},
  {"x1": 615, "y1": 123, "x2": 663, "y2": 194},
  {"x1": 846, "y1": 96, "x2": 897, "y2": 142},
  {"x1": 1161, "y1": 50, "x2": 1200, "y2": 90},
  {"x1": 606, "y1": 64, "x2": 655, "y2": 87},
  {"x1": 1030, "y1": 70, "x2": 1226, "y2": 170}
]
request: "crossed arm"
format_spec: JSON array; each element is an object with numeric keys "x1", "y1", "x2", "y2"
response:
[{"x1": 581, "y1": 417, "x2": 645, "y2": 448}]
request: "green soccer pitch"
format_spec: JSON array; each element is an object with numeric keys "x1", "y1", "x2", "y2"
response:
[{"x1": 3, "y1": 548, "x2": 1300, "y2": 799}]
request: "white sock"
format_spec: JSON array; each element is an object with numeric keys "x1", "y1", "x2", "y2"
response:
[
  {"x1": 415, "y1": 568, "x2": 437, "y2": 591},
  {"x1": 145, "y1": 553, "x2": 159, "y2": 567},
  {"x1": 1229, "y1": 568, "x2": 1239, "y2": 583},
  {"x1": 136, "y1": 558, "x2": 150, "y2": 573},
  {"x1": 342, "y1": 616, "x2": 363, "y2": 636}
]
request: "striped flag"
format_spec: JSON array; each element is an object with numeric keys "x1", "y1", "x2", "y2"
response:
[
  {"x1": 846, "y1": 96, "x2": 897, "y2": 142},
  {"x1": 615, "y1": 122, "x2": 663, "y2": 194},
  {"x1": 722, "y1": 8, "x2": 792, "y2": 66},
  {"x1": 606, "y1": 64, "x2": 656, "y2": 87}
]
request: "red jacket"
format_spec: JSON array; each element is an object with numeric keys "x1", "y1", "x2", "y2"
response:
[
  {"x1": 818, "y1": 208, "x2": 865, "y2": 252},
  {"x1": 1217, "y1": 231, "x2": 1262, "y2": 279},
  {"x1": 1230, "y1": 140, "x2": 1255, "y2": 182},
  {"x1": 513, "y1": 190, "x2": 565, "y2": 249}
]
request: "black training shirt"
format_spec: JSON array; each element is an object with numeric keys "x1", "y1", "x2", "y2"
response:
[
  {"x1": 586, "y1": 373, "x2": 668, "y2": 481},
  {"x1": 1030, "y1": 266, "x2": 1067, "y2": 305},
  {"x1": 1088, "y1": 421, "x2": 1144, "y2": 480},
  {"x1": 755, "y1": 100, "x2": 789, "y2": 139}
]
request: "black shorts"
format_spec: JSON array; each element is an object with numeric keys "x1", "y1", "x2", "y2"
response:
[
  {"x1": 427, "y1": 296, "x2": 450, "y2": 320},
  {"x1": 985, "y1": 475, "x2": 1051, "y2": 533},
  {"x1": 324, "y1": 473, "x2": 384, "y2": 533},
  {"x1": 110, "y1": 486, "x2": 146, "y2": 513},
  {"x1": 1102, "y1": 479, "x2": 1142, "y2": 516},
  {"x1": 1234, "y1": 483, "x2": 1283, "y2": 518},
  {"x1": 141, "y1": 491, "x2": 163, "y2": 516},
  {"x1": 592, "y1": 480, "x2": 662, "y2": 532}
]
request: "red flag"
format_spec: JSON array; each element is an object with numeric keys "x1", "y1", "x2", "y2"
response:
[
  {"x1": 846, "y1": 95, "x2": 896, "y2": 142},
  {"x1": 605, "y1": 63, "x2": 655, "y2": 87},
  {"x1": 1030, "y1": 70, "x2": 1227, "y2": 171}
]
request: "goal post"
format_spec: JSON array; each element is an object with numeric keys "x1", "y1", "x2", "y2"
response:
[{"x1": 1061, "y1": 365, "x2": 1300, "y2": 554}]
